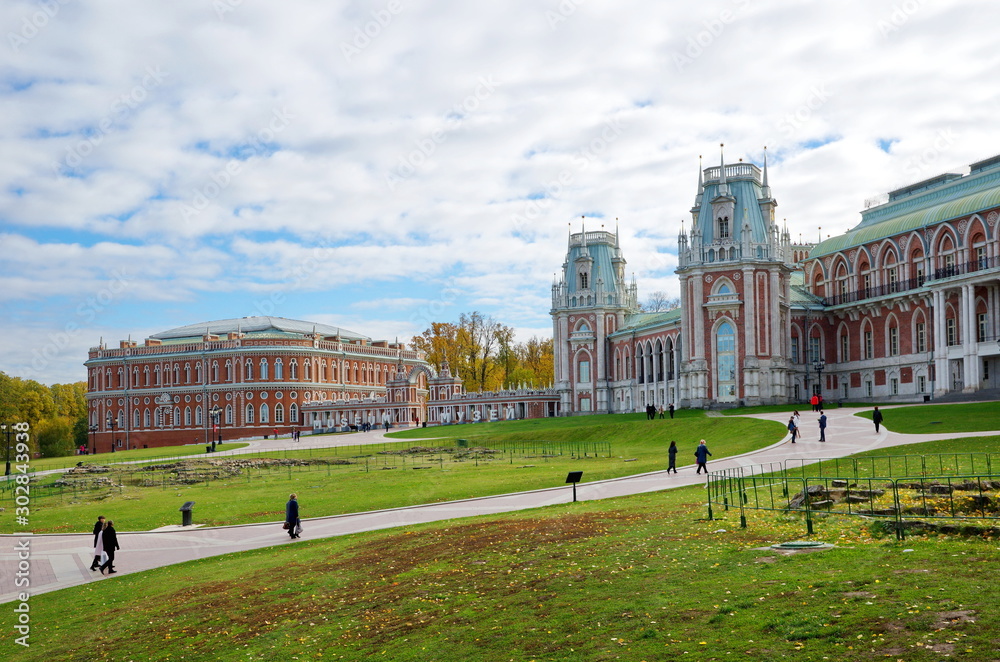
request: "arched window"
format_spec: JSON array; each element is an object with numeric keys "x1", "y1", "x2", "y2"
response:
[
  {"x1": 154, "y1": 365, "x2": 161, "y2": 386},
  {"x1": 184, "y1": 363, "x2": 191, "y2": 383},
  {"x1": 225, "y1": 361, "x2": 233, "y2": 382},
  {"x1": 184, "y1": 407, "x2": 192, "y2": 426},
  {"x1": 212, "y1": 361, "x2": 219, "y2": 382},
  {"x1": 289, "y1": 360, "x2": 298, "y2": 380},
  {"x1": 289, "y1": 403, "x2": 299, "y2": 424},
  {"x1": 144, "y1": 366, "x2": 150, "y2": 386},
  {"x1": 133, "y1": 409, "x2": 140, "y2": 427},
  {"x1": 716, "y1": 321, "x2": 737, "y2": 401},
  {"x1": 173, "y1": 364, "x2": 180, "y2": 384},
  {"x1": 718, "y1": 216, "x2": 730, "y2": 239},
  {"x1": 195, "y1": 362, "x2": 202, "y2": 384},
  {"x1": 143, "y1": 409, "x2": 150, "y2": 428},
  {"x1": 172, "y1": 407, "x2": 180, "y2": 426},
  {"x1": 577, "y1": 356, "x2": 591, "y2": 383},
  {"x1": 275, "y1": 403, "x2": 285, "y2": 423},
  {"x1": 275, "y1": 359, "x2": 283, "y2": 380},
  {"x1": 246, "y1": 360, "x2": 253, "y2": 381},
  {"x1": 580, "y1": 272, "x2": 589, "y2": 289},
  {"x1": 260, "y1": 403, "x2": 269, "y2": 424},
  {"x1": 225, "y1": 404, "x2": 234, "y2": 425},
  {"x1": 304, "y1": 360, "x2": 311, "y2": 381},
  {"x1": 195, "y1": 406, "x2": 203, "y2": 426},
  {"x1": 245, "y1": 404, "x2": 255, "y2": 424},
  {"x1": 260, "y1": 358, "x2": 269, "y2": 380}
]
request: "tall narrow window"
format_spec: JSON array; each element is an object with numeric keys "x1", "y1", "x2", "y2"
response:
[
  {"x1": 716, "y1": 321, "x2": 737, "y2": 400},
  {"x1": 791, "y1": 336, "x2": 800, "y2": 364},
  {"x1": 840, "y1": 334, "x2": 849, "y2": 362},
  {"x1": 946, "y1": 318, "x2": 957, "y2": 346},
  {"x1": 577, "y1": 358, "x2": 591, "y2": 383},
  {"x1": 977, "y1": 313, "x2": 988, "y2": 343},
  {"x1": 580, "y1": 272, "x2": 589, "y2": 289},
  {"x1": 888, "y1": 326, "x2": 899, "y2": 356},
  {"x1": 916, "y1": 322, "x2": 926, "y2": 353},
  {"x1": 246, "y1": 404, "x2": 255, "y2": 424},
  {"x1": 808, "y1": 336, "x2": 821, "y2": 364},
  {"x1": 864, "y1": 330, "x2": 873, "y2": 360},
  {"x1": 718, "y1": 216, "x2": 730, "y2": 239}
]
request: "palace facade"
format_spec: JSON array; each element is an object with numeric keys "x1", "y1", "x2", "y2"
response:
[
  {"x1": 84, "y1": 317, "x2": 430, "y2": 450},
  {"x1": 553, "y1": 150, "x2": 1000, "y2": 413}
]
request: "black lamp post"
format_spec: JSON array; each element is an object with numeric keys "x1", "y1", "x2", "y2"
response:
[
  {"x1": 210, "y1": 405, "x2": 221, "y2": 451},
  {"x1": 106, "y1": 411, "x2": 116, "y2": 453},
  {"x1": 813, "y1": 360, "x2": 826, "y2": 405},
  {"x1": 1, "y1": 423, "x2": 12, "y2": 476}
]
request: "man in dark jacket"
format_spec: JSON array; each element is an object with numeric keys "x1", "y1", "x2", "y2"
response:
[
  {"x1": 286, "y1": 494, "x2": 300, "y2": 539},
  {"x1": 89, "y1": 515, "x2": 106, "y2": 571},
  {"x1": 99, "y1": 520, "x2": 120, "y2": 574},
  {"x1": 872, "y1": 406, "x2": 884, "y2": 433},
  {"x1": 694, "y1": 440, "x2": 712, "y2": 474}
]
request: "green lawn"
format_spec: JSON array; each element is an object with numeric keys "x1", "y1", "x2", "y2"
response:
[
  {"x1": 6, "y1": 413, "x2": 784, "y2": 534},
  {"x1": 22, "y1": 442, "x2": 249, "y2": 473},
  {"x1": 9, "y1": 466, "x2": 999, "y2": 661},
  {"x1": 854, "y1": 402, "x2": 1000, "y2": 434}
]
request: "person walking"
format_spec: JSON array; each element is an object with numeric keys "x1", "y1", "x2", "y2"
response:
[
  {"x1": 667, "y1": 441, "x2": 678, "y2": 473},
  {"x1": 668, "y1": 403, "x2": 675, "y2": 419},
  {"x1": 89, "y1": 515, "x2": 106, "y2": 571},
  {"x1": 818, "y1": 411, "x2": 827, "y2": 442},
  {"x1": 787, "y1": 416, "x2": 798, "y2": 443},
  {"x1": 98, "y1": 520, "x2": 119, "y2": 575},
  {"x1": 285, "y1": 493, "x2": 301, "y2": 539},
  {"x1": 810, "y1": 394, "x2": 819, "y2": 412},
  {"x1": 657, "y1": 406, "x2": 665, "y2": 419},
  {"x1": 694, "y1": 440, "x2": 712, "y2": 474},
  {"x1": 872, "y1": 406, "x2": 884, "y2": 433}
]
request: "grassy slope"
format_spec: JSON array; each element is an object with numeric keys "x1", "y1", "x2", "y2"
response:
[
  {"x1": 853, "y1": 401, "x2": 1000, "y2": 434},
  {"x1": 24, "y1": 443, "x2": 249, "y2": 473},
  {"x1": 8, "y1": 413, "x2": 783, "y2": 534},
  {"x1": 9, "y1": 479, "x2": 999, "y2": 661}
]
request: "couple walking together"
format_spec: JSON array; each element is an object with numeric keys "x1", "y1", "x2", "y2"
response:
[
  {"x1": 667, "y1": 440, "x2": 712, "y2": 474},
  {"x1": 89, "y1": 515, "x2": 120, "y2": 574}
]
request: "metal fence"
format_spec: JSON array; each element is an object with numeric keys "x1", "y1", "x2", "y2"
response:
[
  {"x1": 0, "y1": 439, "x2": 612, "y2": 508},
  {"x1": 707, "y1": 453, "x2": 1000, "y2": 540}
]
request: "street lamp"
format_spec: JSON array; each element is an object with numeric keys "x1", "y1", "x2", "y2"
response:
[
  {"x1": 813, "y1": 360, "x2": 826, "y2": 405},
  {"x1": 1, "y1": 423, "x2": 12, "y2": 476},
  {"x1": 210, "y1": 405, "x2": 221, "y2": 451},
  {"x1": 88, "y1": 424, "x2": 98, "y2": 455},
  {"x1": 106, "y1": 411, "x2": 116, "y2": 453}
]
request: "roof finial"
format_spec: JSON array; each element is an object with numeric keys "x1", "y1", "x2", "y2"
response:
[
  {"x1": 697, "y1": 154, "x2": 704, "y2": 190},
  {"x1": 719, "y1": 143, "x2": 726, "y2": 182},
  {"x1": 615, "y1": 217, "x2": 620, "y2": 247},
  {"x1": 761, "y1": 145, "x2": 770, "y2": 192}
]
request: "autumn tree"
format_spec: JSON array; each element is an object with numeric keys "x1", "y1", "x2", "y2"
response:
[{"x1": 640, "y1": 291, "x2": 681, "y2": 312}]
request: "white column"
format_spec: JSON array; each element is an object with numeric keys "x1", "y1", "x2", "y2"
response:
[
  {"x1": 964, "y1": 284, "x2": 980, "y2": 389},
  {"x1": 743, "y1": 267, "x2": 756, "y2": 356},
  {"x1": 933, "y1": 289, "x2": 947, "y2": 395},
  {"x1": 693, "y1": 275, "x2": 705, "y2": 358}
]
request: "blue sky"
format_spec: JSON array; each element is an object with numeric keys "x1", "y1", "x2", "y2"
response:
[{"x1": 2, "y1": 0, "x2": 998, "y2": 384}]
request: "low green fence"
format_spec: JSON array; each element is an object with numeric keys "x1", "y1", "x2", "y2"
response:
[
  {"x1": 0, "y1": 439, "x2": 612, "y2": 508},
  {"x1": 707, "y1": 453, "x2": 1000, "y2": 540}
]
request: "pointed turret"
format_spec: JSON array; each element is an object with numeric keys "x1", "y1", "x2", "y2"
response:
[
  {"x1": 761, "y1": 146, "x2": 772, "y2": 199},
  {"x1": 718, "y1": 144, "x2": 728, "y2": 197}
]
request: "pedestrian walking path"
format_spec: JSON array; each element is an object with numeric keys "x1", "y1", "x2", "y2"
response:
[{"x1": 3, "y1": 405, "x2": 997, "y2": 604}]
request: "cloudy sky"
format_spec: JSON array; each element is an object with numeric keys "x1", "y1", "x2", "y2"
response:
[{"x1": 2, "y1": 0, "x2": 997, "y2": 385}]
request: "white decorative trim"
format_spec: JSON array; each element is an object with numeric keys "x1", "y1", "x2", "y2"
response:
[
  {"x1": 732, "y1": 272, "x2": 741, "y2": 281},
  {"x1": 705, "y1": 274, "x2": 714, "y2": 283},
  {"x1": 958, "y1": 219, "x2": 968, "y2": 234},
  {"x1": 988, "y1": 211, "x2": 998, "y2": 227}
]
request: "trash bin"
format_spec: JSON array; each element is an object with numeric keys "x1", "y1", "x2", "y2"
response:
[
  {"x1": 206, "y1": 445, "x2": 212, "y2": 453},
  {"x1": 422, "y1": 422, "x2": 427, "y2": 428},
  {"x1": 180, "y1": 501, "x2": 195, "y2": 527},
  {"x1": 924, "y1": 395, "x2": 931, "y2": 402}
]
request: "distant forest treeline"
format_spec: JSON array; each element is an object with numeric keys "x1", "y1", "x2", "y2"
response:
[{"x1": 0, "y1": 371, "x2": 87, "y2": 457}]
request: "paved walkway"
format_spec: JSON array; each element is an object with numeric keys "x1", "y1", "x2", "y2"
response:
[{"x1": 3, "y1": 405, "x2": 997, "y2": 604}]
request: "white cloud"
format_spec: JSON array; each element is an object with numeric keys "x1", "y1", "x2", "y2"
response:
[{"x1": 2, "y1": 0, "x2": 998, "y2": 383}]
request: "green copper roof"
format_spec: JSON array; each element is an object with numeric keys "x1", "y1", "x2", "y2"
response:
[
  {"x1": 609, "y1": 308, "x2": 682, "y2": 339},
  {"x1": 811, "y1": 167, "x2": 1000, "y2": 259}
]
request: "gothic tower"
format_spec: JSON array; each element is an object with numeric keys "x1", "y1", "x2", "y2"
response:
[
  {"x1": 551, "y1": 223, "x2": 638, "y2": 414},
  {"x1": 676, "y1": 147, "x2": 796, "y2": 406}
]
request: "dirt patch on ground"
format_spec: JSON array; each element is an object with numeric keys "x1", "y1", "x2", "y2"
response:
[
  {"x1": 842, "y1": 591, "x2": 876, "y2": 599},
  {"x1": 933, "y1": 610, "x2": 976, "y2": 629}
]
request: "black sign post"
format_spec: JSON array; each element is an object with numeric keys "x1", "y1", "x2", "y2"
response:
[{"x1": 565, "y1": 471, "x2": 583, "y2": 503}]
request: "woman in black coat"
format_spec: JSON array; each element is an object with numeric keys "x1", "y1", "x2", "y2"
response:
[
  {"x1": 99, "y1": 521, "x2": 120, "y2": 574},
  {"x1": 667, "y1": 441, "x2": 678, "y2": 473},
  {"x1": 285, "y1": 494, "x2": 300, "y2": 539}
]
